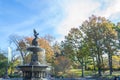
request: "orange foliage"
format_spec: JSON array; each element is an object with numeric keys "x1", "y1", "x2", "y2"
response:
[
  {"x1": 38, "y1": 38, "x2": 54, "y2": 62},
  {"x1": 25, "y1": 37, "x2": 54, "y2": 63},
  {"x1": 25, "y1": 37, "x2": 33, "y2": 45}
]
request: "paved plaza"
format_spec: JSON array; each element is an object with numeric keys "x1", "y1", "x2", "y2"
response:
[{"x1": 0, "y1": 77, "x2": 116, "y2": 80}]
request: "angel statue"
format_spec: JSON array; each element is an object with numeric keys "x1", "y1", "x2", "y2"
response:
[{"x1": 32, "y1": 29, "x2": 39, "y2": 46}]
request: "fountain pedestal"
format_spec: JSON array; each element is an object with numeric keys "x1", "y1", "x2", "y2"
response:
[
  {"x1": 18, "y1": 29, "x2": 48, "y2": 80},
  {"x1": 19, "y1": 65, "x2": 48, "y2": 80}
]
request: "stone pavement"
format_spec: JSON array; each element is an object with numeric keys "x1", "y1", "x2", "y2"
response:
[
  {"x1": 0, "y1": 77, "x2": 115, "y2": 80},
  {"x1": 0, "y1": 78, "x2": 94, "y2": 80}
]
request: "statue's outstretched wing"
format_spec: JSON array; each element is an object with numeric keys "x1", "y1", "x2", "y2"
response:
[
  {"x1": 33, "y1": 29, "x2": 39, "y2": 38},
  {"x1": 33, "y1": 29, "x2": 37, "y2": 34}
]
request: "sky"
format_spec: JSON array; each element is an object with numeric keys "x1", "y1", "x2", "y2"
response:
[{"x1": 1, "y1": 0, "x2": 120, "y2": 50}]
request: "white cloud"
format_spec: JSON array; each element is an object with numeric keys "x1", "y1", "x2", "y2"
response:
[
  {"x1": 94, "y1": 0, "x2": 120, "y2": 20},
  {"x1": 106, "y1": 0, "x2": 120, "y2": 21},
  {"x1": 55, "y1": 0, "x2": 100, "y2": 41},
  {"x1": 55, "y1": 0, "x2": 120, "y2": 42}
]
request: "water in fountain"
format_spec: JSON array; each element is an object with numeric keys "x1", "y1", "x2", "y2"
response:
[{"x1": 41, "y1": 49, "x2": 46, "y2": 64}]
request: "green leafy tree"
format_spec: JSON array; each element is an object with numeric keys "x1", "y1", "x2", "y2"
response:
[
  {"x1": 0, "y1": 53, "x2": 7, "y2": 77},
  {"x1": 80, "y1": 16, "x2": 103, "y2": 76},
  {"x1": 62, "y1": 28, "x2": 89, "y2": 77}
]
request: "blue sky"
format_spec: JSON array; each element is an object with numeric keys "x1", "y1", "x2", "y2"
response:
[{"x1": 1, "y1": 0, "x2": 120, "y2": 50}]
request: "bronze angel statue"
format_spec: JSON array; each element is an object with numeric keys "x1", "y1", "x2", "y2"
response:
[{"x1": 32, "y1": 29, "x2": 39, "y2": 46}]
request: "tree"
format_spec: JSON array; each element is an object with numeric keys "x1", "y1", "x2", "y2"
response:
[
  {"x1": 8, "y1": 59, "x2": 20, "y2": 75},
  {"x1": 52, "y1": 41, "x2": 61, "y2": 57},
  {"x1": 54, "y1": 56, "x2": 71, "y2": 75},
  {"x1": 80, "y1": 15, "x2": 117, "y2": 76},
  {"x1": 115, "y1": 22, "x2": 120, "y2": 47},
  {"x1": 43, "y1": 34, "x2": 55, "y2": 45},
  {"x1": 88, "y1": 40, "x2": 97, "y2": 71},
  {"x1": 62, "y1": 28, "x2": 89, "y2": 77},
  {"x1": 102, "y1": 22, "x2": 117, "y2": 75},
  {"x1": 9, "y1": 35, "x2": 28, "y2": 64},
  {"x1": 0, "y1": 52, "x2": 7, "y2": 77}
]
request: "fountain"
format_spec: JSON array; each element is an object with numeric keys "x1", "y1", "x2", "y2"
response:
[{"x1": 18, "y1": 29, "x2": 48, "y2": 80}]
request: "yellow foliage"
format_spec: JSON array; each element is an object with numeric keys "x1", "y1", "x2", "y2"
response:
[
  {"x1": 112, "y1": 55, "x2": 120, "y2": 61},
  {"x1": 8, "y1": 59, "x2": 20, "y2": 74}
]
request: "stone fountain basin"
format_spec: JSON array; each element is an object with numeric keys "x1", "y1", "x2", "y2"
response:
[
  {"x1": 27, "y1": 46, "x2": 43, "y2": 52},
  {"x1": 18, "y1": 65, "x2": 48, "y2": 71}
]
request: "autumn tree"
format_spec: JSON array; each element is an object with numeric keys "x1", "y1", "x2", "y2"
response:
[
  {"x1": 80, "y1": 15, "x2": 117, "y2": 76},
  {"x1": 103, "y1": 22, "x2": 117, "y2": 75},
  {"x1": 54, "y1": 56, "x2": 71, "y2": 75}
]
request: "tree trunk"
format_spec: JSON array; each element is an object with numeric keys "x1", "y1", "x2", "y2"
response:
[
  {"x1": 84, "y1": 57, "x2": 87, "y2": 70},
  {"x1": 98, "y1": 54, "x2": 102, "y2": 76},
  {"x1": 101, "y1": 55, "x2": 104, "y2": 65},
  {"x1": 100, "y1": 54, "x2": 104, "y2": 73},
  {"x1": 97, "y1": 46, "x2": 102, "y2": 76},
  {"x1": 92, "y1": 56, "x2": 96, "y2": 71},
  {"x1": 96, "y1": 40, "x2": 102, "y2": 76},
  {"x1": 108, "y1": 51, "x2": 112, "y2": 75},
  {"x1": 81, "y1": 58, "x2": 84, "y2": 77},
  {"x1": 19, "y1": 50, "x2": 25, "y2": 64}
]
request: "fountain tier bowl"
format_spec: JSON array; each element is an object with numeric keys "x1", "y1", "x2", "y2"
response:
[
  {"x1": 27, "y1": 46, "x2": 43, "y2": 52},
  {"x1": 18, "y1": 65, "x2": 48, "y2": 71}
]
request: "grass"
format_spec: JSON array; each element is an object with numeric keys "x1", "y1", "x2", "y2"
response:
[
  {"x1": 61, "y1": 69, "x2": 120, "y2": 78},
  {"x1": 62, "y1": 69, "x2": 97, "y2": 78}
]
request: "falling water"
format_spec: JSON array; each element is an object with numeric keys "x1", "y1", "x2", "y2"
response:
[{"x1": 41, "y1": 49, "x2": 46, "y2": 64}]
